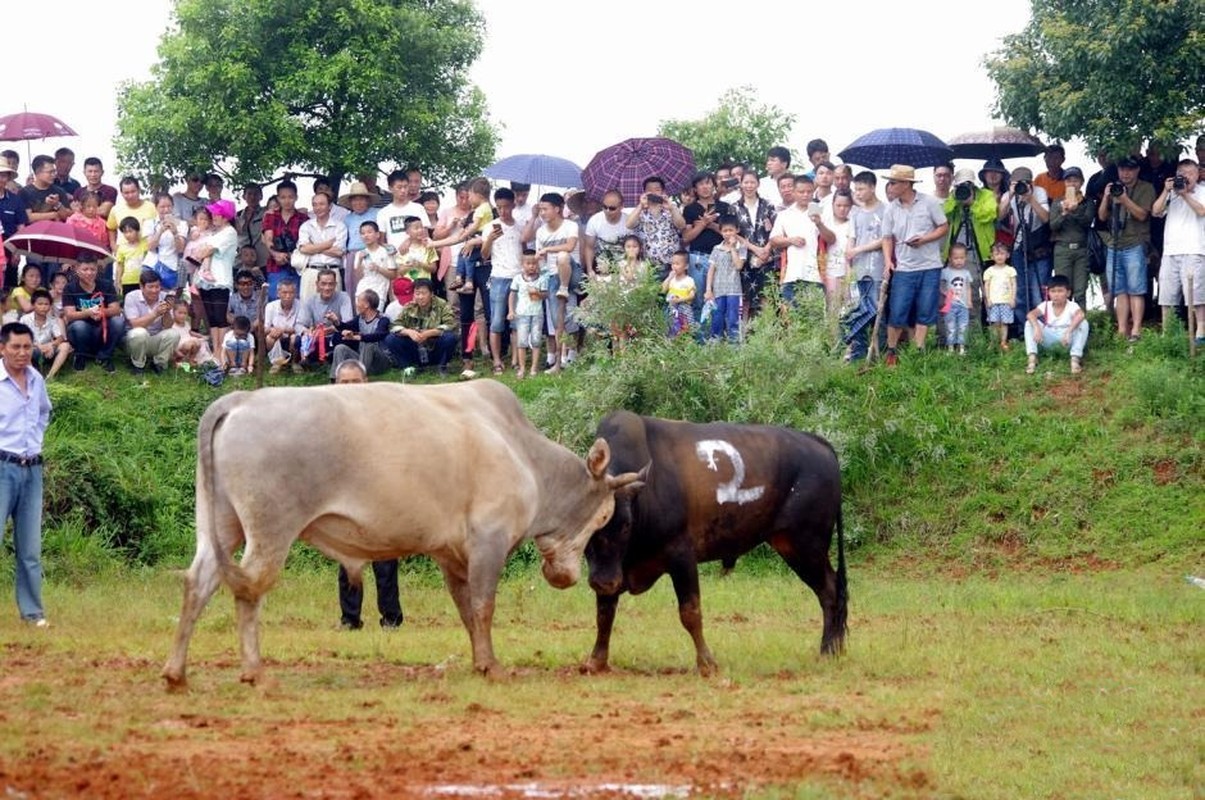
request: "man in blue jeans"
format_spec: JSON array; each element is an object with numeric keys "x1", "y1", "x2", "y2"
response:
[
  {"x1": 878, "y1": 165, "x2": 950, "y2": 366},
  {"x1": 0, "y1": 322, "x2": 52, "y2": 627},
  {"x1": 1097, "y1": 155, "x2": 1155, "y2": 342}
]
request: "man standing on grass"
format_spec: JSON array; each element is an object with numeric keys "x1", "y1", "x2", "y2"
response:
[
  {"x1": 0, "y1": 322, "x2": 52, "y2": 628},
  {"x1": 879, "y1": 165, "x2": 949, "y2": 366}
]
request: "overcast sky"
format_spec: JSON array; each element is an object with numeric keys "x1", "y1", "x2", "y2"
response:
[{"x1": 8, "y1": 0, "x2": 1091, "y2": 194}]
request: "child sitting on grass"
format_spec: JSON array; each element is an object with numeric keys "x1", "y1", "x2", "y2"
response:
[
  {"x1": 170, "y1": 299, "x2": 215, "y2": 367},
  {"x1": 1024, "y1": 274, "x2": 1088, "y2": 375},
  {"x1": 20, "y1": 288, "x2": 71, "y2": 379},
  {"x1": 221, "y1": 314, "x2": 255, "y2": 375},
  {"x1": 982, "y1": 242, "x2": 1017, "y2": 351}
]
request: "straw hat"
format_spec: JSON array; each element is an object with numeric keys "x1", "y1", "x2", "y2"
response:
[
  {"x1": 338, "y1": 181, "x2": 373, "y2": 208},
  {"x1": 0, "y1": 156, "x2": 17, "y2": 177},
  {"x1": 879, "y1": 164, "x2": 920, "y2": 183}
]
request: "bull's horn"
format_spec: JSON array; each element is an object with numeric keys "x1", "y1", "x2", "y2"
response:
[{"x1": 606, "y1": 461, "x2": 650, "y2": 491}]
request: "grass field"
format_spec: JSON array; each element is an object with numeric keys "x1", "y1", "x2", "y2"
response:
[{"x1": 0, "y1": 564, "x2": 1200, "y2": 798}]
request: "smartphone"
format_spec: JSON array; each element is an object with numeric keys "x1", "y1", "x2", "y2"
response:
[
  {"x1": 808, "y1": 201, "x2": 822, "y2": 217},
  {"x1": 722, "y1": 177, "x2": 739, "y2": 189},
  {"x1": 647, "y1": 194, "x2": 663, "y2": 204}
]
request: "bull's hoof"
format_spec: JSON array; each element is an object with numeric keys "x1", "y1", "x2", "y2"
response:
[
  {"x1": 697, "y1": 660, "x2": 720, "y2": 678},
  {"x1": 239, "y1": 669, "x2": 263, "y2": 686},
  {"x1": 162, "y1": 669, "x2": 188, "y2": 693},
  {"x1": 579, "y1": 658, "x2": 611, "y2": 675},
  {"x1": 474, "y1": 661, "x2": 503, "y2": 680}
]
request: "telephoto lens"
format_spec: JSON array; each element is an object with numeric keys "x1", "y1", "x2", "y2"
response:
[
  {"x1": 955, "y1": 183, "x2": 973, "y2": 202},
  {"x1": 1014, "y1": 180, "x2": 1030, "y2": 196}
]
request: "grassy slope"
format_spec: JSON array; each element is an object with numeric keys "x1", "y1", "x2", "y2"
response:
[{"x1": 16, "y1": 305, "x2": 1204, "y2": 574}]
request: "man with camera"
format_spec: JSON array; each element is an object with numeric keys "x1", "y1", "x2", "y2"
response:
[
  {"x1": 1049, "y1": 166, "x2": 1096, "y2": 308},
  {"x1": 998, "y1": 166, "x2": 1052, "y2": 330},
  {"x1": 1152, "y1": 158, "x2": 1205, "y2": 342},
  {"x1": 1097, "y1": 155, "x2": 1155, "y2": 341}
]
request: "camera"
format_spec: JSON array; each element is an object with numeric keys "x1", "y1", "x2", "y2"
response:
[
  {"x1": 954, "y1": 183, "x2": 974, "y2": 202},
  {"x1": 1109, "y1": 184, "x2": 1125, "y2": 198},
  {"x1": 646, "y1": 193, "x2": 663, "y2": 204},
  {"x1": 1014, "y1": 180, "x2": 1030, "y2": 196},
  {"x1": 1172, "y1": 175, "x2": 1187, "y2": 191}
]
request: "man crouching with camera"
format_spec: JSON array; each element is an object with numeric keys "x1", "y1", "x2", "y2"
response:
[
  {"x1": 1097, "y1": 156, "x2": 1155, "y2": 342},
  {"x1": 1152, "y1": 159, "x2": 1205, "y2": 344}
]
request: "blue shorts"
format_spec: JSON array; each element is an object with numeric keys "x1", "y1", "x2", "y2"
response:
[
  {"x1": 1106, "y1": 244, "x2": 1147, "y2": 296},
  {"x1": 488, "y1": 275, "x2": 514, "y2": 334},
  {"x1": 888, "y1": 268, "x2": 941, "y2": 327}
]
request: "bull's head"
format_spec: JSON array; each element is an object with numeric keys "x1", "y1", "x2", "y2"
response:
[
  {"x1": 535, "y1": 439, "x2": 646, "y2": 589},
  {"x1": 586, "y1": 459, "x2": 648, "y2": 596}
]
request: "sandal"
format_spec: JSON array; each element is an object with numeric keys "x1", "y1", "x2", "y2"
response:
[
  {"x1": 1026, "y1": 356, "x2": 1037, "y2": 375},
  {"x1": 492, "y1": 363, "x2": 504, "y2": 375}
]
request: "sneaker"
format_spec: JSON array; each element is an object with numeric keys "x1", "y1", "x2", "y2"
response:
[
  {"x1": 99, "y1": 359, "x2": 116, "y2": 374},
  {"x1": 1026, "y1": 355, "x2": 1038, "y2": 375},
  {"x1": 438, "y1": 365, "x2": 449, "y2": 377},
  {"x1": 460, "y1": 368, "x2": 477, "y2": 380},
  {"x1": 149, "y1": 362, "x2": 165, "y2": 375},
  {"x1": 290, "y1": 362, "x2": 305, "y2": 374},
  {"x1": 339, "y1": 619, "x2": 363, "y2": 631},
  {"x1": 958, "y1": 346, "x2": 967, "y2": 356},
  {"x1": 131, "y1": 366, "x2": 145, "y2": 378},
  {"x1": 1127, "y1": 334, "x2": 1140, "y2": 343},
  {"x1": 555, "y1": 286, "x2": 569, "y2": 299},
  {"x1": 35, "y1": 618, "x2": 49, "y2": 628},
  {"x1": 565, "y1": 348, "x2": 577, "y2": 365},
  {"x1": 72, "y1": 355, "x2": 87, "y2": 371},
  {"x1": 1070, "y1": 356, "x2": 1082, "y2": 374},
  {"x1": 380, "y1": 616, "x2": 403, "y2": 629},
  {"x1": 269, "y1": 363, "x2": 282, "y2": 375},
  {"x1": 884, "y1": 349, "x2": 898, "y2": 367}
]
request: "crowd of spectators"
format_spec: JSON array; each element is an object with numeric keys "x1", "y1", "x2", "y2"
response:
[{"x1": 0, "y1": 135, "x2": 1201, "y2": 381}]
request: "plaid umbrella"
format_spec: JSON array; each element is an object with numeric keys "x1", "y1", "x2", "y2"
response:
[
  {"x1": 948, "y1": 127, "x2": 1046, "y2": 160},
  {"x1": 838, "y1": 128, "x2": 954, "y2": 170},
  {"x1": 484, "y1": 154, "x2": 583, "y2": 188},
  {"x1": 582, "y1": 137, "x2": 695, "y2": 203},
  {"x1": 5, "y1": 220, "x2": 112, "y2": 265}
]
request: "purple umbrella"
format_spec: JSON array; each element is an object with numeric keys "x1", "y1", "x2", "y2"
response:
[
  {"x1": 837, "y1": 128, "x2": 954, "y2": 170},
  {"x1": 582, "y1": 137, "x2": 696, "y2": 203}
]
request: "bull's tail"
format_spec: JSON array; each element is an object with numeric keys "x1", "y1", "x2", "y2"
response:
[
  {"x1": 197, "y1": 397, "x2": 256, "y2": 600},
  {"x1": 832, "y1": 502, "x2": 849, "y2": 651}
]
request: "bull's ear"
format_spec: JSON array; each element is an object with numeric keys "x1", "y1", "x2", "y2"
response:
[{"x1": 586, "y1": 438, "x2": 611, "y2": 479}]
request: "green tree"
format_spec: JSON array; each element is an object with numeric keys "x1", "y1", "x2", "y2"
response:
[
  {"x1": 115, "y1": 0, "x2": 497, "y2": 190},
  {"x1": 657, "y1": 86, "x2": 796, "y2": 172},
  {"x1": 985, "y1": 0, "x2": 1205, "y2": 156}
]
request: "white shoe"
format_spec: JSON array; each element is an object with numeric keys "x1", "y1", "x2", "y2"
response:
[
  {"x1": 32, "y1": 618, "x2": 49, "y2": 629},
  {"x1": 565, "y1": 349, "x2": 577, "y2": 365}
]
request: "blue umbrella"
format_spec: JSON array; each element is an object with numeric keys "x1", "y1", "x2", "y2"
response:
[
  {"x1": 837, "y1": 128, "x2": 954, "y2": 170},
  {"x1": 483, "y1": 154, "x2": 583, "y2": 188}
]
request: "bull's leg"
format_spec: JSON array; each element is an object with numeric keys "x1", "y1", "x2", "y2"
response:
[
  {"x1": 162, "y1": 547, "x2": 223, "y2": 690},
  {"x1": 235, "y1": 593, "x2": 266, "y2": 685},
  {"x1": 464, "y1": 540, "x2": 509, "y2": 676},
  {"x1": 436, "y1": 561, "x2": 475, "y2": 633},
  {"x1": 667, "y1": 562, "x2": 718, "y2": 676},
  {"x1": 582, "y1": 592, "x2": 620, "y2": 674},
  {"x1": 772, "y1": 533, "x2": 844, "y2": 655}
]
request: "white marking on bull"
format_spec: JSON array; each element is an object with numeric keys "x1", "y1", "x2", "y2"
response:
[{"x1": 695, "y1": 439, "x2": 765, "y2": 505}]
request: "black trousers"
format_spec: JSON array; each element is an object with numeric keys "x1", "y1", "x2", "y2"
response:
[{"x1": 338, "y1": 560, "x2": 402, "y2": 626}]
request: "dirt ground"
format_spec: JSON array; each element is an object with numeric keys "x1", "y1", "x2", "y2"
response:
[{"x1": 0, "y1": 646, "x2": 926, "y2": 799}]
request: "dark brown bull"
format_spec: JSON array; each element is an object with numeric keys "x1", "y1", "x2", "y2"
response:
[{"x1": 584, "y1": 411, "x2": 847, "y2": 674}]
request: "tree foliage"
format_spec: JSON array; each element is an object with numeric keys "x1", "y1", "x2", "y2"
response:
[
  {"x1": 115, "y1": 0, "x2": 497, "y2": 189},
  {"x1": 657, "y1": 86, "x2": 796, "y2": 172},
  {"x1": 985, "y1": 0, "x2": 1205, "y2": 156}
]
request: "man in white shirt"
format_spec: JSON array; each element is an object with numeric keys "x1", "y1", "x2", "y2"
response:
[
  {"x1": 510, "y1": 182, "x2": 535, "y2": 228},
  {"x1": 769, "y1": 174, "x2": 835, "y2": 305},
  {"x1": 759, "y1": 146, "x2": 791, "y2": 209},
  {"x1": 534, "y1": 193, "x2": 580, "y2": 371},
  {"x1": 296, "y1": 192, "x2": 348, "y2": 300},
  {"x1": 583, "y1": 190, "x2": 631, "y2": 279},
  {"x1": 481, "y1": 187, "x2": 524, "y2": 373},
  {"x1": 376, "y1": 169, "x2": 426, "y2": 249},
  {"x1": 1152, "y1": 158, "x2": 1205, "y2": 340},
  {"x1": 123, "y1": 271, "x2": 181, "y2": 375}
]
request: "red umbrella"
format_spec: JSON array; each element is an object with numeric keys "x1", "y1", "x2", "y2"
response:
[
  {"x1": 4, "y1": 220, "x2": 112, "y2": 265},
  {"x1": 0, "y1": 112, "x2": 78, "y2": 141},
  {"x1": 582, "y1": 137, "x2": 696, "y2": 203}
]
